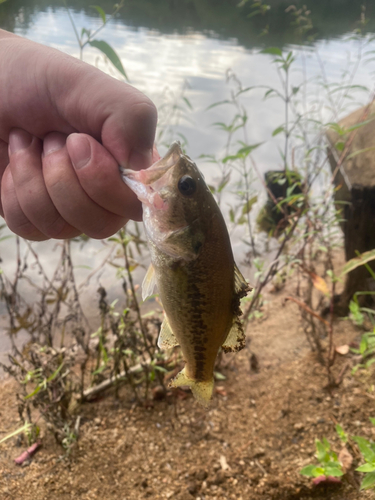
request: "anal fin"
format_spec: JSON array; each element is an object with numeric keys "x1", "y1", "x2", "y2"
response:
[
  {"x1": 157, "y1": 315, "x2": 179, "y2": 349},
  {"x1": 169, "y1": 367, "x2": 213, "y2": 408},
  {"x1": 142, "y1": 263, "x2": 157, "y2": 301},
  {"x1": 222, "y1": 319, "x2": 246, "y2": 353}
]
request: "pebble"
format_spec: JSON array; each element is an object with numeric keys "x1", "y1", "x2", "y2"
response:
[
  {"x1": 187, "y1": 481, "x2": 198, "y2": 495},
  {"x1": 195, "y1": 469, "x2": 208, "y2": 481}
]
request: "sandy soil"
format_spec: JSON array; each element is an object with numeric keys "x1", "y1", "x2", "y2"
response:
[{"x1": 1, "y1": 269, "x2": 375, "y2": 500}]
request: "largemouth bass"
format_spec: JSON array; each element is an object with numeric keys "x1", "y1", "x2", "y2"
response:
[{"x1": 122, "y1": 142, "x2": 250, "y2": 406}]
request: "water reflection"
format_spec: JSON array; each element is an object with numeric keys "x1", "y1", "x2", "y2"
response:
[{"x1": 0, "y1": 2, "x2": 374, "y2": 362}]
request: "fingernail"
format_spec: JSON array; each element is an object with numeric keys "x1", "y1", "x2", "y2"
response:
[
  {"x1": 43, "y1": 133, "x2": 66, "y2": 156},
  {"x1": 67, "y1": 134, "x2": 91, "y2": 169},
  {"x1": 128, "y1": 147, "x2": 153, "y2": 171},
  {"x1": 9, "y1": 129, "x2": 33, "y2": 154}
]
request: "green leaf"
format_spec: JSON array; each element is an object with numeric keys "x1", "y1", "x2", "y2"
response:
[
  {"x1": 0, "y1": 0, "x2": 7, "y2": 4},
  {"x1": 360, "y1": 337, "x2": 368, "y2": 354},
  {"x1": 339, "y1": 249, "x2": 375, "y2": 278},
  {"x1": 0, "y1": 235, "x2": 14, "y2": 242},
  {"x1": 345, "y1": 118, "x2": 375, "y2": 133},
  {"x1": 325, "y1": 467, "x2": 344, "y2": 477},
  {"x1": 222, "y1": 154, "x2": 242, "y2": 163},
  {"x1": 247, "y1": 9, "x2": 261, "y2": 18},
  {"x1": 237, "y1": 142, "x2": 263, "y2": 156},
  {"x1": 346, "y1": 146, "x2": 375, "y2": 160},
  {"x1": 229, "y1": 208, "x2": 235, "y2": 223},
  {"x1": 370, "y1": 417, "x2": 375, "y2": 426},
  {"x1": 88, "y1": 40, "x2": 129, "y2": 81},
  {"x1": 300, "y1": 465, "x2": 317, "y2": 477},
  {"x1": 336, "y1": 424, "x2": 348, "y2": 443},
  {"x1": 357, "y1": 463, "x2": 375, "y2": 473},
  {"x1": 264, "y1": 88, "x2": 276, "y2": 99},
  {"x1": 316, "y1": 439, "x2": 328, "y2": 462},
  {"x1": 0, "y1": 422, "x2": 31, "y2": 444},
  {"x1": 353, "y1": 436, "x2": 375, "y2": 463},
  {"x1": 242, "y1": 195, "x2": 258, "y2": 215},
  {"x1": 182, "y1": 96, "x2": 193, "y2": 110},
  {"x1": 214, "y1": 371, "x2": 226, "y2": 381},
  {"x1": 90, "y1": 5, "x2": 106, "y2": 23},
  {"x1": 313, "y1": 467, "x2": 325, "y2": 477},
  {"x1": 205, "y1": 100, "x2": 232, "y2": 111},
  {"x1": 335, "y1": 141, "x2": 345, "y2": 152},
  {"x1": 360, "y1": 471, "x2": 375, "y2": 490},
  {"x1": 261, "y1": 47, "x2": 283, "y2": 57},
  {"x1": 272, "y1": 125, "x2": 284, "y2": 136}
]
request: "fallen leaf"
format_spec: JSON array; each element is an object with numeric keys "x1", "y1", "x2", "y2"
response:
[
  {"x1": 339, "y1": 446, "x2": 353, "y2": 472},
  {"x1": 311, "y1": 273, "x2": 330, "y2": 296},
  {"x1": 336, "y1": 345, "x2": 350, "y2": 355},
  {"x1": 302, "y1": 267, "x2": 330, "y2": 296}
]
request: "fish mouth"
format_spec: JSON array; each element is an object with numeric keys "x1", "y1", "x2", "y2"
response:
[{"x1": 121, "y1": 142, "x2": 182, "y2": 210}]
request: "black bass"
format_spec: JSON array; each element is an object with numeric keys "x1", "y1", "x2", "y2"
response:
[{"x1": 122, "y1": 142, "x2": 250, "y2": 406}]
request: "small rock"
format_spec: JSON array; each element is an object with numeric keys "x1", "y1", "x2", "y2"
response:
[
  {"x1": 268, "y1": 479, "x2": 279, "y2": 488},
  {"x1": 195, "y1": 470, "x2": 208, "y2": 481},
  {"x1": 152, "y1": 386, "x2": 166, "y2": 401},
  {"x1": 219, "y1": 454, "x2": 230, "y2": 471},
  {"x1": 177, "y1": 492, "x2": 194, "y2": 500},
  {"x1": 294, "y1": 423, "x2": 304, "y2": 431},
  {"x1": 211, "y1": 470, "x2": 226, "y2": 485},
  {"x1": 252, "y1": 447, "x2": 265, "y2": 458},
  {"x1": 187, "y1": 481, "x2": 198, "y2": 495}
]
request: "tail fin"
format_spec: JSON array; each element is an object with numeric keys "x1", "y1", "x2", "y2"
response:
[{"x1": 169, "y1": 367, "x2": 214, "y2": 407}]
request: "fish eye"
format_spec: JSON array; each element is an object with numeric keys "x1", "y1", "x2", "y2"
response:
[{"x1": 178, "y1": 175, "x2": 196, "y2": 196}]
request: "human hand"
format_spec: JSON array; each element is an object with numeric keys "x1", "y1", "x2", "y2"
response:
[{"x1": 0, "y1": 30, "x2": 158, "y2": 241}]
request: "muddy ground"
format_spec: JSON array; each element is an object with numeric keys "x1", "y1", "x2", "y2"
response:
[{"x1": 1, "y1": 260, "x2": 375, "y2": 500}]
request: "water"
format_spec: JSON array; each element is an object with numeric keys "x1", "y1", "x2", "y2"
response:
[{"x1": 1, "y1": 0, "x2": 375, "y2": 360}]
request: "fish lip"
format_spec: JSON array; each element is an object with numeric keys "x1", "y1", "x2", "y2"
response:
[{"x1": 121, "y1": 142, "x2": 182, "y2": 208}]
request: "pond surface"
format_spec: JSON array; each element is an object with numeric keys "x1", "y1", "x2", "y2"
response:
[{"x1": 0, "y1": 0, "x2": 375, "y2": 362}]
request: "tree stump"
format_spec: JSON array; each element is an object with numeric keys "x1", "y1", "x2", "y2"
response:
[{"x1": 326, "y1": 103, "x2": 375, "y2": 314}]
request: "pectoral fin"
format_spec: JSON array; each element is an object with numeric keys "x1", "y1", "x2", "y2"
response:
[
  {"x1": 142, "y1": 263, "x2": 157, "y2": 301},
  {"x1": 222, "y1": 319, "x2": 246, "y2": 353},
  {"x1": 169, "y1": 367, "x2": 213, "y2": 407},
  {"x1": 157, "y1": 315, "x2": 179, "y2": 349}
]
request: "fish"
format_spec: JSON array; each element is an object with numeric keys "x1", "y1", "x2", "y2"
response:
[{"x1": 121, "y1": 142, "x2": 251, "y2": 406}]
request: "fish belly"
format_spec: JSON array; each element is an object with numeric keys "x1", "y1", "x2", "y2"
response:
[{"x1": 156, "y1": 250, "x2": 234, "y2": 383}]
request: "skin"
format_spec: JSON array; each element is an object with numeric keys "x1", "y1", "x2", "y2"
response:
[{"x1": 0, "y1": 29, "x2": 158, "y2": 241}]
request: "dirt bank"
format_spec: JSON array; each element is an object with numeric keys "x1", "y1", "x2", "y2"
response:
[{"x1": 0, "y1": 274, "x2": 374, "y2": 500}]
